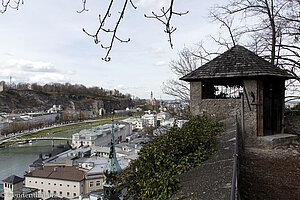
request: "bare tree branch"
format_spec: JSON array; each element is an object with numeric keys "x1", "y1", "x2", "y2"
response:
[
  {"x1": 0, "y1": 0, "x2": 23, "y2": 13},
  {"x1": 1, "y1": 0, "x2": 189, "y2": 61},
  {"x1": 77, "y1": 0, "x2": 88, "y2": 13},
  {"x1": 212, "y1": 0, "x2": 300, "y2": 99},
  {"x1": 79, "y1": 0, "x2": 188, "y2": 61},
  {"x1": 163, "y1": 42, "x2": 224, "y2": 101},
  {"x1": 165, "y1": 0, "x2": 299, "y2": 101},
  {"x1": 81, "y1": 0, "x2": 135, "y2": 61},
  {"x1": 162, "y1": 80, "x2": 190, "y2": 101},
  {"x1": 144, "y1": 0, "x2": 188, "y2": 48},
  {"x1": 210, "y1": 12, "x2": 236, "y2": 46}
]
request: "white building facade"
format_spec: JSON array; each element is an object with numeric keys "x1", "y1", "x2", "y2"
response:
[
  {"x1": 72, "y1": 122, "x2": 132, "y2": 148},
  {"x1": 24, "y1": 166, "x2": 85, "y2": 199},
  {"x1": 141, "y1": 114, "x2": 157, "y2": 127},
  {"x1": 122, "y1": 117, "x2": 144, "y2": 130}
]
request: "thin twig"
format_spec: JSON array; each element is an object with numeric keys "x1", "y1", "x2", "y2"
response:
[
  {"x1": 77, "y1": 0, "x2": 88, "y2": 13},
  {"x1": 145, "y1": 0, "x2": 188, "y2": 48},
  {"x1": 0, "y1": 0, "x2": 23, "y2": 13},
  {"x1": 80, "y1": 0, "x2": 136, "y2": 61}
]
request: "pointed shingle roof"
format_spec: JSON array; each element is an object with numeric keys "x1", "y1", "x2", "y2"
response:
[
  {"x1": 2, "y1": 175, "x2": 24, "y2": 184},
  {"x1": 180, "y1": 45, "x2": 294, "y2": 81}
]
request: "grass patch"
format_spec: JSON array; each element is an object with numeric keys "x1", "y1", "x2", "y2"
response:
[
  {"x1": 0, "y1": 141, "x2": 14, "y2": 147},
  {"x1": 0, "y1": 117, "x2": 127, "y2": 147}
]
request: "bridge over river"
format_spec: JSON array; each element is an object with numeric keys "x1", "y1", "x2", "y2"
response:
[{"x1": 1, "y1": 137, "x2": 71, "y2": 146}]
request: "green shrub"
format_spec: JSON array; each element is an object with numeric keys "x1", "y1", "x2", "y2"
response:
[{"x1": 117, "y1": 115, "x2": 223, "y2": 199}]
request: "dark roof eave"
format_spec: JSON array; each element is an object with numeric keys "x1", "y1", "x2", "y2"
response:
[
  {"x1": 179, "y1": 45, "x2": 295, "y2": 82},
  {"x1": 2, "y1": 175, "x2": 24, "y2": 184},
  {"x1": 180, "y1": 74, "x2": 295, "y2": 82}
]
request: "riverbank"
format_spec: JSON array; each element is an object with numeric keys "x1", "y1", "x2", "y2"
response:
[
  {"x1": 0, "y1": 138, "x2": 68, "y2": 184},
  {"x1": 0, "y1": 117, "x2": 126, "y2": 148}
]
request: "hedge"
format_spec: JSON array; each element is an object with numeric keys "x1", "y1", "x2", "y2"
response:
[{"x1": 116, "y1": 115, "x2": 224, "y2": 199}]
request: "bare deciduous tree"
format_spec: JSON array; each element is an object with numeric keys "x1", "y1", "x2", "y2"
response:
[
  {"x1": 162, "y1": 20, "x2": 234, "y2": 101},
  {"x1": 162, "y1": 47, "x2": 198, "y2": 101},
  {"x1": 162, "y1": 40, "x2": 229, "y2": 101},
  {"x1": 164, "y1": 0, "x2": 300, "y2": 101},
  {"x1": 214, "y1": 0, "x2": 300, "y2": 101}
]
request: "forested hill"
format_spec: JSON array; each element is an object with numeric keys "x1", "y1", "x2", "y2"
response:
[{"x1": 0, "y1": 82, "x2": 133, "y2": 113}]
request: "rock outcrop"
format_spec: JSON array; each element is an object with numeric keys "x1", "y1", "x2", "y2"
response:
[{"x1": 0, "y1": 89, "x2": 133, "y2": 113}]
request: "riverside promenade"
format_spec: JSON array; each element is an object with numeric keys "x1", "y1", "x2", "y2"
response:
[
  {"x1": 171, "y1": 123, "x2": 236, "y2": 199},
  {"x1": 0, "y1": 117, "x2": 124, "y2": 146}
]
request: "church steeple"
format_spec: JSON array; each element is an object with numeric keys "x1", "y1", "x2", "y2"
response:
[{"x1": 103, "y1": 116, "x2": 123, "y2": 200}]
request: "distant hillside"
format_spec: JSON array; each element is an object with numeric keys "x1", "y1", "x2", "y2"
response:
[{"x1": 0, "y1": 89, "x2": 133, "y2": 113}]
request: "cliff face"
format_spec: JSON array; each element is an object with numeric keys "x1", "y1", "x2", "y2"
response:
[{"x1": 0, "y1": 89, "x2": 133, "y2": 113}]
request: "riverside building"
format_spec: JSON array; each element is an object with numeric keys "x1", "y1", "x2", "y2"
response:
[
  {"x1": 25, "y1": 166, "x2": 85, "y2": 199},
  {"x1": 72, "y1": 122, "x2": 131, "y2": 148},
  {"x1": 24, "y1": 157, "x2": 129, "y2": 199}
]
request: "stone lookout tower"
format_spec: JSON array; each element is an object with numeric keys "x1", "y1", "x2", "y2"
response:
[
  {"x1": 2, "y1": 175, "x2": 24, "y2": 200},
  {"x1": 181, "y1": 45, "x2": 294, "y2": 142}
]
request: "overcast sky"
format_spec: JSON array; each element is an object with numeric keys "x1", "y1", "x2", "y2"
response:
[{"x1": 0, "y1": 0, "x2": 222, "y2": 100}]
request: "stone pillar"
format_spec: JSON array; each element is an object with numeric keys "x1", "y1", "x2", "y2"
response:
[
  {"x1": 0, "y1": 82, "x2": 3, "y2": 93},
  {"x1": 243, "y1": 80, "x2": 259, "y2": 141},
  {"x1": 190, "y1": 81, "x2": 202, "y2": 116}
]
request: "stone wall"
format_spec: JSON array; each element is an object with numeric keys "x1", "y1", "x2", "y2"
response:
[
  {"x1": 0, "y1": 82, "x2": 3, "y2": 92},
  {"x1": 191, "y1": 98, "x2": 240, "y2": 122},
  {"x1": 285, "y1": 115, "x2": 300, "y2": 135},
  {"x1": 190, "y1": 80, "x2": 258, "y2": 141}
]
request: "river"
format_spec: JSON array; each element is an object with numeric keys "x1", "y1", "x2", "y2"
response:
[{"x1": 0, "y1": 123, "x2": 99, "y2": 184}]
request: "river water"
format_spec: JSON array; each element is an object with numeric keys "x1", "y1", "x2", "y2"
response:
[
  {"x1": 0, "y1": 124, "x2": 98, "y2": 184},
  {"x1": 0, "y1": 141, "x2": 60, "y2": 183}
]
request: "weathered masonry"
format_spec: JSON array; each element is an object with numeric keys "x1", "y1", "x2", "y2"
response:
[{"x1": 181, "y1": 45, "x2": 294, "y2": 142}]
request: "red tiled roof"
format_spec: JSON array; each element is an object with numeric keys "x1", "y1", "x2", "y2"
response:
[{"x1": 25, "y1": 166, "x2": 85, "y2": 182}]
